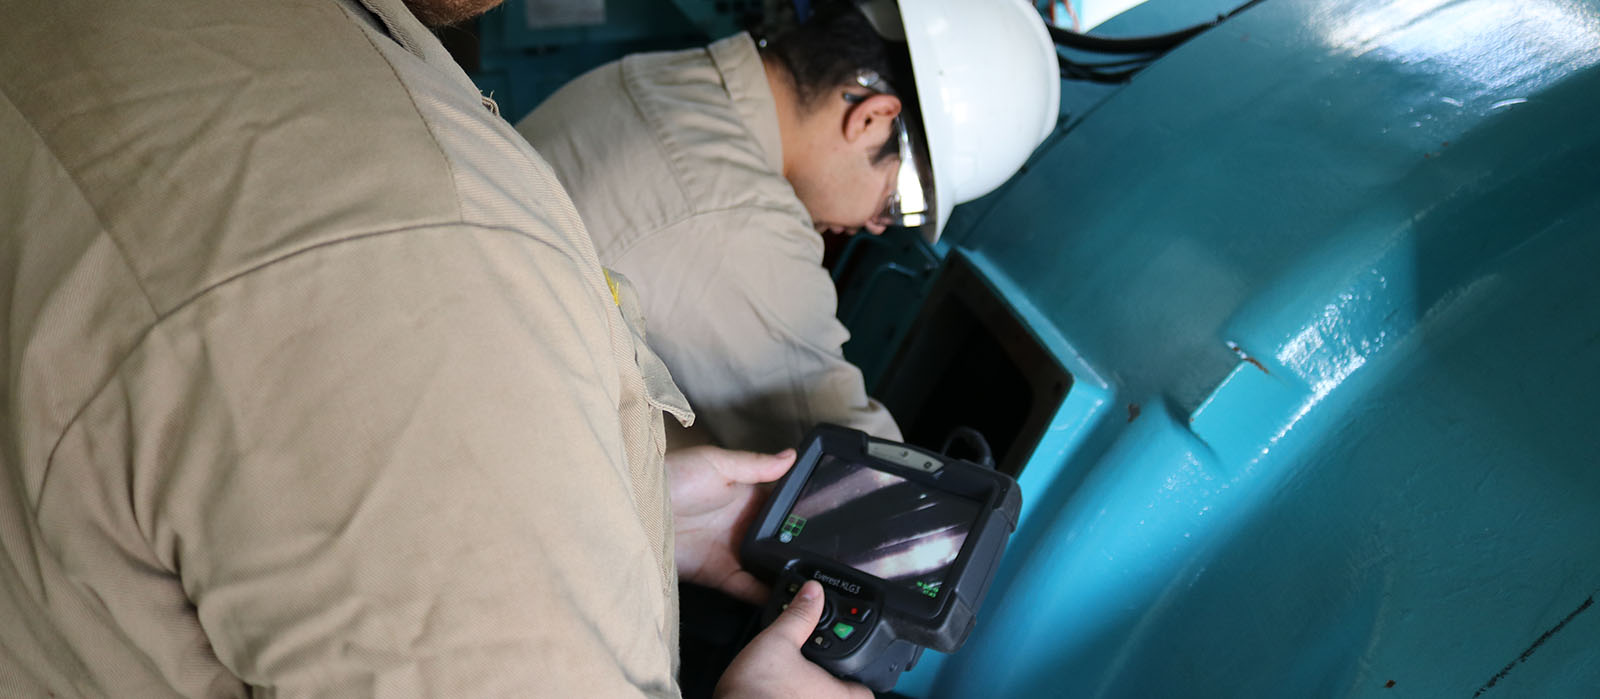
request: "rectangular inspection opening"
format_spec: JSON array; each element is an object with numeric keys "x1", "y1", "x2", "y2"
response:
[{"x1": 873, "y1": 254, "x2": 1072, "y2": 477}]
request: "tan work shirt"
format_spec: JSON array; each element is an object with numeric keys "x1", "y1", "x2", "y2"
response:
[
  {"x1": 516, "y1": 34, "x2": 902, "y2": 454},
  {"x1": 0, "y1": 0, "x2": 691, "y2": 695}
]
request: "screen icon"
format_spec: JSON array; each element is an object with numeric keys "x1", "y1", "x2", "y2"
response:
[{"x1": 779, "y1": 514, "x2": 807, "y2": 543}]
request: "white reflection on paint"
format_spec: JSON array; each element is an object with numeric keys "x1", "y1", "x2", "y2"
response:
[
  {"x1": 1320, "y1": 0, "x2": 1600, "y2": 93},
  {"x1": 1277, "y1": 303, "x2": 1373, "y2": 402}
]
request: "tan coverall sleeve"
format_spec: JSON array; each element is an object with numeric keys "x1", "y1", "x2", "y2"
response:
[
  {"x1": 45, "y1": 225, "x2": 678, "y2": 696},
  {"x1": 615, "y1": 208, "x2": 903, "y2": 453}
]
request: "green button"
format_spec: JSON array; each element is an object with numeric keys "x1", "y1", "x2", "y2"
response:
[{"x1": 831, "y1": 622, "x2": 855, "y2": 640}]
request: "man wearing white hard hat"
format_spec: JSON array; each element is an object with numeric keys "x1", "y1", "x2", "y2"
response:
[{"x1": 517, "y1": 0, "x2": 1059, "y2": 454}]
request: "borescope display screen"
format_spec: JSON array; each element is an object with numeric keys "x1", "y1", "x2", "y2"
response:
[{"x1": 777, "y1": 455, "x2": 981, "y2": 599}]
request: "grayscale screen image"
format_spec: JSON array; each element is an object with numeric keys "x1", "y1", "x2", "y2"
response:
[{"x1": 778, "y1": 455, "x2": 981, "y2": 599}]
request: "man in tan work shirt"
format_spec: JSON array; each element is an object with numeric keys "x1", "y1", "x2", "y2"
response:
[
  {"x1": 0, "y1": 0, "x2": 867, "y2": 695},
  {"x1": 516, "y1": 5, "x2": 910, "y2": 454}
]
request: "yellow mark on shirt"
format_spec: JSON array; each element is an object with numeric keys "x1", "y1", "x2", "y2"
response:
[{"x1": 602, "y1": 269, "x2": 621, "y2": 307}]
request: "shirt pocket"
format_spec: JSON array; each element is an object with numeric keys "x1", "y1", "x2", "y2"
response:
[{"x1": 605, "y1": 268, "x2": 694, "y2": 428}]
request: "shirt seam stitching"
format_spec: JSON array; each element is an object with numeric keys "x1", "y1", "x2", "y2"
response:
[
  {"x1": 604, "y1": 202, "x2": 811, "y2": 262},
  {"x1": 622, "y1": 57, "x2": 697, "y2": 217},
  {"x1": 707, "y1": 34, "x2": 784, "y2": 176},
  {"x1": 0, "y1": 89, "x2": 163, "y2": 322},
  {"x1": 35, "y1": 221, "x2": 568, "y2": 515},
  {"x1": 345, "y1": 7, "x2": 466, "y2": 223}
]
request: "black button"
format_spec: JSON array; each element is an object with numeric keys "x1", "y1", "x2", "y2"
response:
[
  {"x1": 816, "y1": 595, "x2": 835, "y2": 628},
  {"x1": 809, "y1": 633, "x2": 833, "y2": 650}
]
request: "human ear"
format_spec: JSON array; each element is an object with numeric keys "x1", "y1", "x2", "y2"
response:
[{"x1": 843, "y1": 93, "x2": 902, "y2": 143}]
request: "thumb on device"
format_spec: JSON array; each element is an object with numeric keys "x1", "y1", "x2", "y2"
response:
[
  {"x1": 718, "y1": 580, "x2": 871, "y2": 698},
  {"x1": 767, "y1": 580, "x2": 827, "y2": 648}
]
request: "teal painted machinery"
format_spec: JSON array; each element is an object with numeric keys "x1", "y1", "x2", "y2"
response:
[
  {"x1": 468, "y1": 0, "x2": 779, "y2": 122},
  {"x1": 479, "y1": 0, "x2": 1600, "y2": 694},
  {"x1": 849, "y1": 0, "x2": 1600, "y2": 695}
]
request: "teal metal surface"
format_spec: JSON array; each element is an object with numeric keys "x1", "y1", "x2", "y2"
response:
[
  {"x1": 485, "y1": 0, "x2": 1600, "y2": 691},
  {"x1": 471, "y1": 0, "x2": 745, "y2": 122},
  {"x1": 834, "y1": 231, "x2": 941, "y2": 388},
  {"x1": 881, "y1": 0, "x2": 1600, "y2": 695}
]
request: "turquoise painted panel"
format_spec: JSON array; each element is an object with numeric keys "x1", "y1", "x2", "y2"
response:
[
  {"x1": 899, "y1": 0, "x2": 1600, "y2": 695},
  {"x1": 471, "y1": 0, "x2": 709, "y2": 121}
]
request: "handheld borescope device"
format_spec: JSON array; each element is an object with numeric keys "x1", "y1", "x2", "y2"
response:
[{"x1": 740, "y1": 423, "x2": 1022, "y2": 692}]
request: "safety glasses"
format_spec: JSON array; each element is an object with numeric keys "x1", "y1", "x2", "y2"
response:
[
  {"x1": 847, "y1": 70, "x2": 936, "y2": 231},
  {"x1": 881, "y1": 113, "x2": 934, "y2": 228}
]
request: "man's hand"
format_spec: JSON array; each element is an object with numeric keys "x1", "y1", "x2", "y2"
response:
[
  {"x1": 667, "y1": 445, "x2": 795, "y2": 604},
  {"x1": 714, "y1": 581, "x2": 873, "y2": 698}
]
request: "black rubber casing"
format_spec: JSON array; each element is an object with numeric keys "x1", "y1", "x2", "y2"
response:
[{"x1": 740, "y1": 424, "x2": 1022, "y2": 692}]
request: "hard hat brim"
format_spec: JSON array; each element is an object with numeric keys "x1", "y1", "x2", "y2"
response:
[{"x1": 897, "y1": 0, "x2": 1061, "y2": 244}]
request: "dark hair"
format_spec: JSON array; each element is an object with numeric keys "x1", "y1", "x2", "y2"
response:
[{"x1": 762, "y1": 1, "x2": 917, "y2": 162}]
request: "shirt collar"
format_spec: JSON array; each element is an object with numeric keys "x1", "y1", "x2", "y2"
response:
[
  {"x1": 343, "y1": 0, "x2": 483, "y2": 97},
  {"x1": 708, "y1": 33, "x2": 785, "y2": 177}
]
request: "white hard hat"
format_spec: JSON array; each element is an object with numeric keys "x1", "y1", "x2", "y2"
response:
[{"x1": 861, "y1": 0, "x2": 1060, "y2": 242}]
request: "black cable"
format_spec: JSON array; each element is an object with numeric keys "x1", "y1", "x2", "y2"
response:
[
  {"x1": 940, "y1": 427, "x2": 996, "y2": 468},
  {"x1": 1049, "y1": 22, "x2": 1207, "y2": 54},
  {"x1": 1058, "y1": 55, "x2": 1147, "y2": 84},
  {"x1": 1070, "y1": 54, "x2": 1163, "y2": 68}
]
